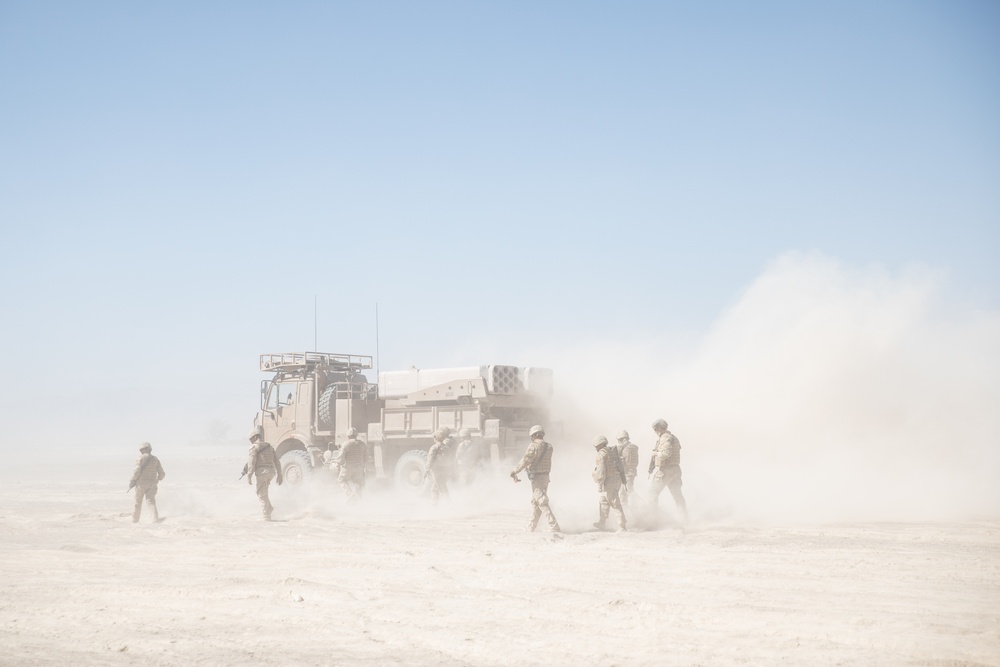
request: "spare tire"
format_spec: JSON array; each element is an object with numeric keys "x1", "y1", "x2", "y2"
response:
[
  {"x1": 280, "y1": 449, "x2": 313, "y2": 485},
  {"x1": 318, "y1": 384, "x2": 337, "y2": 429},
  {"x1": 393, "y1": 449, "x2": 430, "y2": 493}
]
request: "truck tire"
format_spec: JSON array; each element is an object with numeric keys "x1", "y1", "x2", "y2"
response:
[
  {"x1": 280, "y1": 450, "x2": 313, "y2": 485},
  {"x1": 394, "y1": 449, "x2": 429, "y2": 493},
  {"x1": 318, "y1": 385, "x2": 336, "y2": 429}
]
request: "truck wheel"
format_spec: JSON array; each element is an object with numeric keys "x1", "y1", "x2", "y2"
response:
[
  {"x1": 393, "y1": 449, "x2": 429, "y2": 493},
  {"x1": 280, "y1": 450, "x2": 313, "y2": 485}
]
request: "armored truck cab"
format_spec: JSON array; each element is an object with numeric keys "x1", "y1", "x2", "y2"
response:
[
  {"x1": 253, "y1": 352, "x2": 552, "y2": 490},
  {"x1": 253, "y1": 352, "x2": 382, "y2": 483}
]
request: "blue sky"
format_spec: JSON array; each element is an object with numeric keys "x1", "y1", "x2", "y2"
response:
[{"x1": 1, "y1": 1, "x2": 997, "y2": 446}]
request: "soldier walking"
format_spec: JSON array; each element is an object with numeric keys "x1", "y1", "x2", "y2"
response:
[
  {"x1": 129, "y1": 442, "x2": 165, "y2": 523},
  {"x1": 337, "y1": 427, "x2": 366, "y2": 502},
  {"x1": 614, "y1": 430, "x2": 640, "y2": 508},
  {"x1": 592, "y1": 436, "x2": 627, "y2": 531},
  {"x1": 648, "y1": 418, "x2": 687, "y2": 521},
  {"x1": 424, "y1": 429, "x2": 451, "y2": 504},
  {"x1": 245, "y1": 426, "x2": 283, "y2": 520},
  {"x1": 510, "y1": 425, "x2": 561, "y2": 533}
]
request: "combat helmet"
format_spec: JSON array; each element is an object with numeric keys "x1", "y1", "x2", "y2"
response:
[
  {"x1": 458, "y1": 428, "x2": 471, "y2": 438},
  {"x1": 138, "y1": 442, "x2": 152, "y2": 453},
  {"x1": 346, "y1": 427, "x2": 358, "y2": 438},
  {"x1": 652, "y1": 418, "x2": 668, "y2": 430},
  {"x1": 592, "y1": 436, "x2": 608, "y2": 449},
  {"x1": 528, "y1": 425, "x2": 545, "y2": 438},
  {"x1": 617, "y1": 430, "x2": 629, "y2": 441},
  {"x1": 248, "y1": 426, "x2": 263, "y2": 442}
]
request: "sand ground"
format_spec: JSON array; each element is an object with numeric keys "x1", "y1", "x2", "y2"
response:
[{"x1": 1, "y1": 451, "x2": 997, "y2": 667}]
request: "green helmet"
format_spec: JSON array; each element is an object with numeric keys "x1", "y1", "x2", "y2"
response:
[
  {"x1": 617, "y1": 430, "x2": 629, "y2": 441},
  {"x1": 652, "y1": 418, "x2": 668, "y2": 430},
  {"x1": 592, "y1": 436, "x2": 608, "y2": 449},
  {"x1": 529, "y1": 425, "x2": 545, "y2": 438}
]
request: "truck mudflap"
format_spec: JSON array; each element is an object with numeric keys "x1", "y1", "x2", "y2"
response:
[
  {"x1": 372, "y1": 443, "x2": 386, "y2": 478},
  {"x1": 485, "y1": 419, "x2": 501, "y2": 465},
  {"x1": 368, "y1": 423, "x2": 385, "y2": 478}
]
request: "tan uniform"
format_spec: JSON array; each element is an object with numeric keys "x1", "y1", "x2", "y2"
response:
[
  {"x1": 649, "y1": 430, "x2": 686, "y2": 517},
  {"x1": 247, "y1": 441, "x2": 282, "y2": 520},
  {"x1": 425, "y1": 440, "x2": 451, "y2": 503},
  {"x1": 615, "y1": 440, "x2": 640, "y2": 507},
  {"x1": 130, "y1": 453, "x2": 165, "y2": 523},
  {"x1": 512, "y1": 439, "x2": 561, "y2": 532},
  {"x1": 337, "y1": 438, "x2": 366, "y2": 502},
  {"x1": 593, "y1": 448, "x2": 627, "y2": 530}
]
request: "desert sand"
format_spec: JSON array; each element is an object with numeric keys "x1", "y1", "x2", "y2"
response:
[{"x1": 1, "y1": 448, "x2": 997, "y2": 667}]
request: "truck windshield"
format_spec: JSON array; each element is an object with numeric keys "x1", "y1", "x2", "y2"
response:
[{"x1": 266, "y1": 382, "x2": 297, "y2": 410}]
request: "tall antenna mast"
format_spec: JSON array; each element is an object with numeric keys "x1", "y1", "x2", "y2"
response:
[
  {"x1": 375, "y1": 302, "x2": 380, "y2": 379},
  {"x1": 314, "y1": 294, "x2": 317, "y2": 351}
]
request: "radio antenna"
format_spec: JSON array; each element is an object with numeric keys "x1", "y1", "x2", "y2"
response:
[
  {"x1": 375, "y1": 302, "x2": 380, "y2": 379},
  {"x1": 314, "y1": 294, "x2": 317, "y2": 351}
]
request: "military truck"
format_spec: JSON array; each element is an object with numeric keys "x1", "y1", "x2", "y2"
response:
[{"x1": 251, "y1": 352, "x2": 553, "y2": 490}]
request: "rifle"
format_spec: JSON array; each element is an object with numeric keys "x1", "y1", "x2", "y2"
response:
[
  {"x1": 128, "y1": 454, "x2": 153, "y2": 492},
  {"x1": 647, "y1": 452, "x2": 656, "y2": 478},
  {"x1": 239, "y1": 463, "x2": 248, "y2": 481}
]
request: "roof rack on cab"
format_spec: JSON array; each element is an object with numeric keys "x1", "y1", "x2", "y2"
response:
[{"x1": 259, "y1": 352, "x2": 373, "y2": 372}]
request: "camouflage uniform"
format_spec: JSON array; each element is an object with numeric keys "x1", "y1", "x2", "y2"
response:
[
  {"x1": 130, "y1": 448, "x2": 165, "y2": 523},
  {"x1": 337, "y1": 437, "x2": 366, "y2": 502},
  {"x1": 425, "y1": 438, "x2": 451, "y2": 503},
  {"x1": 247, "y1": 440, "x2": 283, "y2": 520},
  {"x1": 512, "y1": 439, "x2": 561, "y2": 532},
  {"x1": 593, "y1": 445, "x2": 627, "y2": 531},
  {"x1": 649, "y1": 429, "x2": 686, "y2": 518},
  {"x1": 614, "y1": 438, "x2": 640, "y2": 507}
]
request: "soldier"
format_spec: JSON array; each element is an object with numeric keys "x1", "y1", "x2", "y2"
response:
[
  {"x1": 337, "y1": 427, "x2": 366, "y2": 502},
  {"x1": 509, "y1": 425, "x2": 561, "y2": 533},
  {"x1": 614, "y1": 429, "x2": 640, "y2": 508},
  {"x1": 454, "y1": 428, "x2": 477, "y2": 484},
  {"x1": 129, "y1": 442, "x2": 165, "y2": 523},
  {"x1": 648, "y1": 418, "x2": 687, "y2": 520},
  {"x1": 424, "y1": 429, "x2": 451, "y2": 503},
  {"x1": 592, "y1": 436, "x2": 627, "y2": 531},
  {"x1": 245, "y1": 425, "x2": 283, "y2": 521}
]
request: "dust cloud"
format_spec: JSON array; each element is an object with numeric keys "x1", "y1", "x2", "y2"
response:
[
  {"x1": 546, "y1": 252, "x2": 1000, "y2": 524},
  {"x1": 5, "y1": 252, "x2": 996, "y2": 527}
]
